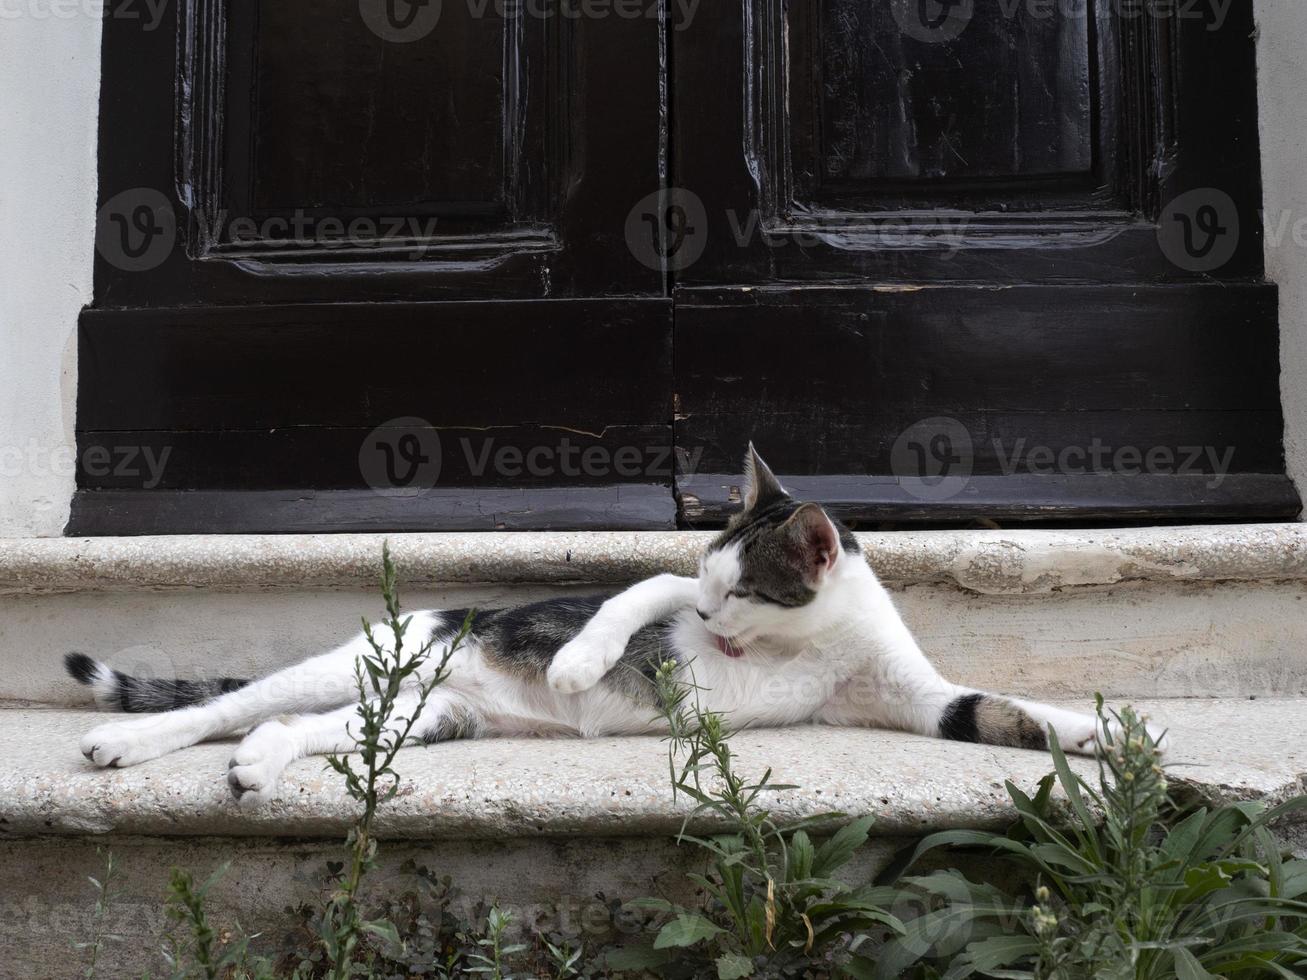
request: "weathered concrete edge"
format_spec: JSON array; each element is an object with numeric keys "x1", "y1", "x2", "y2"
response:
[
  {"x1": 2, "y1": 701, "x2": 1304, "y2": 842},
  {"x1": 2, "y1": 524, "x2": 1306, "y2": 596}
]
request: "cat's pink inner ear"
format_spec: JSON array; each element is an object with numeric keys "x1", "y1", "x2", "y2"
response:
[{"x1": 787, "y1": 503, "x2": 839, "y2": 580}]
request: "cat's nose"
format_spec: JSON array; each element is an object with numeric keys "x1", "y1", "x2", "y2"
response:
[{"x1": 696, "y1": 608, "x2": 711, "y2": 621}]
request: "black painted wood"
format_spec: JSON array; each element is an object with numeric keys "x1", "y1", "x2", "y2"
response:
[
  {"x1": 673, "y1": 283, "x2": 1297, "y2": 524},
  {"x1": 96, "y1": 0, "x2": 665, "y2": 305},
  {"x1": 74, "y1": 300, "x2": 674, "y2": 527},
  {"x1": 68, "y1": 487, "x2": 677, "y2": 535},
  {"x1": 800, "y1": 0, "x2": 1093, "y2": 186},
  {"x1": 673, "y1": 0, "x2": 1266, "y2": 283},
  {"x1": 78, "y1": 300, "x2": 671, "y2": 431},
  {"x1": 76, "y1": 425, "x2": 678, "y2": 491},
  {"x1": 678, "y1": 474, "x2": 1301, "y2": 529}
]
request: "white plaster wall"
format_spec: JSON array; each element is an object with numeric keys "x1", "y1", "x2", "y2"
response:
[
  {"x1": 0, "y1": 4, "x2": 101, "y2": 536},
  {"x1": 1256, "y1": 0, "x2": 1307, "y2": 508}
]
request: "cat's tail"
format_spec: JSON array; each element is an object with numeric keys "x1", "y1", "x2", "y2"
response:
[{"x1": 64, "y1": 653, "x2": 250, "y2": 713}]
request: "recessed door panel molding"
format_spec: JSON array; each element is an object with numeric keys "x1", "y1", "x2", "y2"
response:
[
  {"x1": 94, "y1": 0, "x2": 665, "y2": 306},
  {"x1": 676, "y1": 0, "x2": 1265, "y2": 283}
]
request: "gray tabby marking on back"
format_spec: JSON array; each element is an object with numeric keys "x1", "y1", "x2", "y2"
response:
[{"x1": 431, "y1": 597, "x2": 679, "y2": 704}]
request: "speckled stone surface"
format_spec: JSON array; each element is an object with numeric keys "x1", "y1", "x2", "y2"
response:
[
  {"x1": 1, "y1": 700, "x2": 1301, "y2": 841},
  {"x1": 3, "y1": 525, "x2": 1305, "y2": 596}
]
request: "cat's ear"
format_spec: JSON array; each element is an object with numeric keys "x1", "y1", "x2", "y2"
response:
[
  {"x1": 742, "y1": 443, "x2": 788, "y2": 511},
  {"x1": 783, "y1": 502, "x2": 840, "y2": 584}
]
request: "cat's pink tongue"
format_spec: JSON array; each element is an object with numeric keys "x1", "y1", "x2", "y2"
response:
[{"x1": 714, "y1": 634, "x2": 744, "y2": 658}]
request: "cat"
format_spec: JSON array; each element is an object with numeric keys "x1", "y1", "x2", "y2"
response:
[{"x1": 66, "y1": 447, "x2": 1149, "y2": 809}]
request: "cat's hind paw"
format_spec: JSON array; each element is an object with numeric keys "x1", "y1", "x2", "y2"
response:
[
  {"x1": 547, "y1": 631, "x2": 624, "y2": 694},
  {"x1": 227, "y1": 724, "x2": 294, "y2": 808},
  {"x1": 1062, "y1": 714, "x2": 1170, "y2": 758}
]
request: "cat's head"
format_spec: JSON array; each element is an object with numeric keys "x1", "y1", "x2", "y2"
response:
[{"x1": 694, "y1": 445, "x2": 859, "y2": 652}]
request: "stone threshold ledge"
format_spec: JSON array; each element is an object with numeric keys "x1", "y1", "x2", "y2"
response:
[
  {"x1": 0, "y1": 700, "x2": 1302, "y2": 841},
  {"x1": 1, "y1": 524, "x2": 1305, "y2": 597}
]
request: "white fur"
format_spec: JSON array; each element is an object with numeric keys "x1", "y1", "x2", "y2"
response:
[{"x1": 75, "y1": 530, "x2": 1158, "y2": 805}]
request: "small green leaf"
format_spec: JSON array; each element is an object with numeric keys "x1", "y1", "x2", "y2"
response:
[
  {"x1": 961, "y1": 934, "x2": 1041, "y2": 972},
  {"x1": 1174, "y1": 947, "x2": 1219, "y2": 980},
  {"x1": 653, "y1": 912, "x2": 725, "y2": 949},
  {"x1": 716, "y1": 952, "x2": 754, "y2": 978},
  {"x1": 813, "y1": 815, "x2": 875, "y2": 877}
]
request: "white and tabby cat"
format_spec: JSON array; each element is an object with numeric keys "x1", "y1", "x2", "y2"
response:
[{"x1": 67, "y1": 448, "x2": 1145, "y2": 808}]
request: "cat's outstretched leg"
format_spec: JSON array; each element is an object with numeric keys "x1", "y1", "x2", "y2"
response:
[
  {"x1": 77, "y1": 615, "x2": 439, "y2": 768},
  {"x1": 821, "y1": 663, "x2": 1168, "y2": 756},
  {"x1": 818, "y1": 592, "x2": 1161, "y2": 755},
  {"x1": 818, "y1": 669, "x2": 1116, "y2": 756},
  {"x1": 226, "y1": 687, "x2": 480, "y2": 808},
  {"x1": 547, "y1": 573, "x2": 699, "y2": 693}
]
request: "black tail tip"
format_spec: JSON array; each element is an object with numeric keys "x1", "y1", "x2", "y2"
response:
[{"x1": 64, "y1": 652, "x2": 99, "y2": 685}]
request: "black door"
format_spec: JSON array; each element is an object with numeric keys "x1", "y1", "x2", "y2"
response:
[
  {"x1": 75, "y1": 0, "x2": 675, "y2": 533},
  {"x1": 670, "y1": 0, "x2": 1298, "y2": 526},
  {"x1": 73, "y1": 0, "x2": 1298, "y2": 533}
]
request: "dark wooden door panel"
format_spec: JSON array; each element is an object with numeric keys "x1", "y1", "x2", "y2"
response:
[
  {"x1": 666, "y1": 0, "x2": 1291, "y2": 526},
  {"x1": 71, "y1": 299, "x2": 676, "y2": 534},
  {"x1": 78, "y1": 1, "x2": 672, "y2": 533},
  {"x1": 237, "y1": 4, "x2": 509, "y2": 218},
  {"x1": 800, "y1": 0, "x2": 1092, "y2": 187},
  {"x1": 95, "y1": 0, "x2": 664, "y2": 305},
  {"x1": 675, "y1": 0, "x2": 1265, "y2": 282},
  {"x1": 673, "y1": 284, "x2": 1298, "y2": 526}
]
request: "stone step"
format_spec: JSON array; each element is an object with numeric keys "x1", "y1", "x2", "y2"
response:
[
  {"x1": 4, "y1": 525, "x2": 1307, "y2": 705},
  {"x1": 2, "y1": 698, "x2": 1304, "y2": 977},
  {"x1": 2, "y1": 700, "x2": 1303, "y2": 842}
]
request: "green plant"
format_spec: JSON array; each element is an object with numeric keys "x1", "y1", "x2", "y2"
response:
[
  {"x1": 542, "y1": 934, "x2": 585, "y2": 978},
  {"x1": 152, "y1": 542, "x2": 470, "y2": 980},
  {"x1": 76, "y1": 848, "x2": 122, "y2": 979},
  {"x1": 315, "y1": 542, "x2": 470, "y2": 979},
  {"x1": 877, "y1": 698, "x2": 1307, "y2": 979},
  {"x1": 465, "y1": 906, "x2": 529, "y2": 978},
  {"x1": 163, "y1": 864, "x2": 274, "y2": 980},
  {"x1": 610, "y1": 662, "x2": 904, "y2": 977}
]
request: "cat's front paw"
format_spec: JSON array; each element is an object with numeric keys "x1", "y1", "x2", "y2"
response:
[
  {"x1": 226, "y1": 724, "x2": 294, "y2": 808},
  {"x1": 80, "y1": 720, "x2": 167, "y2": 768},
  {"x1": 548, "y1": 631, "x2": 624, "y2": 694}
]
